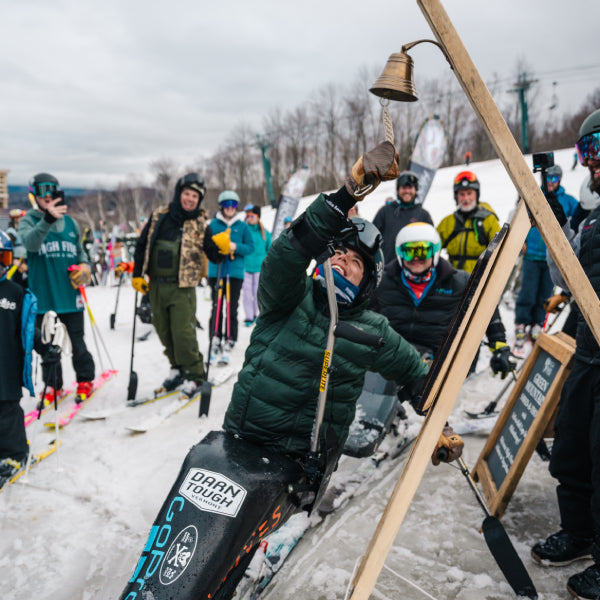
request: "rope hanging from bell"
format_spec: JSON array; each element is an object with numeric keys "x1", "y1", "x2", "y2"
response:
[{"x1": 381, "y1": 98, "x2": 395, "y2": 146}]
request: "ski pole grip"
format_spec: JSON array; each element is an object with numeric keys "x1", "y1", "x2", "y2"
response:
[{"x1": 334, "y1": 322, "x2": 385, "y2": 348}]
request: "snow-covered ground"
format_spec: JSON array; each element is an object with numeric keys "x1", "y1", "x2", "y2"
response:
[{"x1": 1, "y1": 148, "x2": 589, "y2": 600}]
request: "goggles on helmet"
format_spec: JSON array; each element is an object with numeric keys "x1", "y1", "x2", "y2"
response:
[
  {"x1": 547, "y1": 175, "x2": 561, "y2": 185},
  {"x1": 576, "y1": 131, "x2": 600, "y2": 166},
  {"x1": 338, "y1": 219, "x2": 382, "y2": 257},
  {"x1": 220, "y1": 200, "x2": 238, "y2": 209},
  {"x1": 397, "y1": 241, "x2": 434, "y2": 262},
  {"x1": 33, "y1": 182, "x2": 58, "y2": 198},
  {"x1": 398, "y1": 173, "x2": 418, "y2": 188},
  {"x1": 454, "y1": 171, "x2": 478, "y2": 185},
  {"x1": 0, "y1": 249, "x2": 13, "y2": 267}
]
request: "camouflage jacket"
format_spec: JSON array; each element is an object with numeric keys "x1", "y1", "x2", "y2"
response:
[{"x1": 137, "y1": 206, "x2": 208, "y2": 288}]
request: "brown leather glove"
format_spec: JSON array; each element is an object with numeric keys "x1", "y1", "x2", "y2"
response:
[
  {"x1": 543, "y1": 292, "x2": 570, "y2": 313},
  {"x1": 432, "y1": 425, "x2": 464, "y2": 466},
  {"x1": 68, "y1": 263, "x2": 91, "y2": 289},
  {"x1": 345, "y1": 141, "x2": 400, "y2": 199}
]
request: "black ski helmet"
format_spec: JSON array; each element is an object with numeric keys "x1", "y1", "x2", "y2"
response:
[
  {"x1": 177, "y1": 172, "x2": 206, "y2": 201},
  {"x1": 453, "y1": 170, "x2": 480, "y2": 202},
  {"x1": 29, "y1": 172, "x2": 59, "y2": 198},
  {"x1": 396, "y1": 170, "x2": 419, "y2": 191},
  {"x1": 336, "y1": 217, "x2": 384, "y2": 304}
]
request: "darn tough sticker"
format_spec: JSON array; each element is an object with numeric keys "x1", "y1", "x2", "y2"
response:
[
  {"x1": 159, "y1": 525, "x2": 198, "y2": 585},
  {"x1": 179, "y1": 468, "x2": 247, "y2": 518}
]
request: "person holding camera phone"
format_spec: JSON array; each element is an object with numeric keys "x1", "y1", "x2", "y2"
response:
[
  {"x1": 19, "y1": 173, "x2": 95, "y2": 403},
  {"x1": 532, "y1": 108, "x2": 600, "y2": 600}
]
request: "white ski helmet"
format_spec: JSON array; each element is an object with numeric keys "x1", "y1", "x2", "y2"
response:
[
  {"x1": 580, "y1": 173, "x2": 600, "y2": 211},
  {"x1": 395, "y1": 222, "x2": 442, "y2": 266}
]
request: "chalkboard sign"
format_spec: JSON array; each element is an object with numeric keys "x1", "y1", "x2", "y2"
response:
[{"x1": 472, "y1": 332, "x2": 575, "y2": 519}]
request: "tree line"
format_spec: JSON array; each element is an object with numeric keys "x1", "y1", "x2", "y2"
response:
[{"x1": 66, "y1": 64, "x2": 600, "y2": 234}]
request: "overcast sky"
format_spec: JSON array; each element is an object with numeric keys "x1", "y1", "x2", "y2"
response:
[{"x1": 1, "y1": 0, "x2": 598, "y2": 188}]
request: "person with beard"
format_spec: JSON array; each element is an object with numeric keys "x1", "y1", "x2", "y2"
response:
[
  {"x1": 371, "y1": 222, "x2": 514, "y2": 378},
  {"x1": 132, "y1": 173, "x2": 224, "y2": 398},
  {"x1": 373, "y1": 170, "x2": 433, "y2": 264},
  {"x1": 532, "y1": 108, "x2": 600, "y2": 600}
]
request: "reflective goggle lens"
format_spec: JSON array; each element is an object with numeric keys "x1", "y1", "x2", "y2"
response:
[
  {"x1": 220, "y1": 200, "x2": 238, "y2": 209},
  {"x1": 35, "y1": 182, "x2": 58, "y2": 197},
  {"x1": 397, "y1": 242, "x2": 434, "y2": 261},
  {"x1": 454, "y1": 171, "x2": 477, "y2": 185},
  {"x1": 547, "y1": 175, "x2": 561, "y2": 184},
  {"x1": 398, "y1": 174, "x2": 418, "y2": 187},
  {"x1": 576, "y1": 131, "x2": 600, "y2": 166},
  {"x1": 0, "y1": 250, "x2": 13, "y2": 267}
]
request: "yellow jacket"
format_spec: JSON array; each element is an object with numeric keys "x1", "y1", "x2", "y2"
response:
[{"x1": 437, "y1": 202, "x2": 500, "y2": 274}]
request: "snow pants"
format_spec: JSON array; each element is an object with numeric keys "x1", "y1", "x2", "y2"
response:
[
  {"x1": 242, "y1": 271, "x2": 260, "y2": 322},
  {"x1": 208, "y1": 276, "x2": 243, "y2": 343},
  {"x1": 550, "y1": 358, "x2": 600, "y2": 558},
  {"x1": 149, "y1": 283, "x2": 205, "y2": 383},
  {"x1": 0, "y1": 403, "x2": 28, "y2": 460},
  {"x1": 515, "y1": 258, "x2": 554, "y2": 326},
  {"x1": 35, "y1": 311, "x2": 95, "y2": 390}
]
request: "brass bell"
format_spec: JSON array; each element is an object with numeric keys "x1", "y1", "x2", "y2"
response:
[{"x1": 370, "y1": 51, "x2": 418, "y2": 102}]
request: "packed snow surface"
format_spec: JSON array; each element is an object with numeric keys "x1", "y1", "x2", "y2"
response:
[{"x1": 1, "y1": 148, "x2": 589, "y2": 599}]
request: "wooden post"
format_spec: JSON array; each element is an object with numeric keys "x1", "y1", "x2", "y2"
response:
[{"x1": 347, "y1": 0, "x2": 600, "y2": 597}]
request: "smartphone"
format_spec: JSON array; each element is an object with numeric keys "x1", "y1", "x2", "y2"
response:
[{"x1": 52, "y1": 190, "x2": 66, "y2": 206}]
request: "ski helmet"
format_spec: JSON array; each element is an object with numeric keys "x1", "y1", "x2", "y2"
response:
[
  {"x1": 0, "y1": 230, "x2": 13, "y2": 270},
  {"x1": 177, "y1": 172, "x2": 206, "y2": 200},
  {"x1": 580, "y1": 173, "x2": 600, "y2": 211},
  {"x1": 547, "y1": 165, "x2": 563, "y2": 179},
  {"x1": 396, "y1": 170, "x2": 419, "y2": 190},
  {"x1": 453, "y1": 170, "x2": 480, "y2": 201},
  {"x1": 395, "y1": 222, "x2": 442, "y2": 267},
  {"x1": 576, "y1": 109, "x2": 600, "y2": 166},
  {"x1": 218, "y1": 190, "x2": 240, "y2": 208},
  {"x1": 336, "y1": 218, "x2": 384, "y2": 304},
  {"x1": 29, "y1": 173, "x2": 59, "y2": 198}
]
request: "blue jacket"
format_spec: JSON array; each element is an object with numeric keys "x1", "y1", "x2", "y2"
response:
[
  {"x1": 244, "y1": 224, "x2": 272, "y2": 273},
  {"x1": 524, "y1": 186, "x2": 578, "y2": 261},
  {"x1": 21, "y1": 288, "x2": 37, "y2": 395},
  {"x1": 207, "y1": 212, "x2": 254, "y2": 280}
]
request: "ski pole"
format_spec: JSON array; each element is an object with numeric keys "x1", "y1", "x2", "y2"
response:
[
  {"x1": 110, "y1": 272, "x2": 124, "y2": 329},
  {"x1": 78, "y1": 285, "x2": 115, "y2": 371},
  {"x1": 199, "y1": 262, "x2": 223, "y2": 417},
  {"x1": 225, "y1": 258, "x2": 231, "y2": 343},
  {"x1": 447, "y1": 456, "x2": 538, "y2": 599},
  {"x1": 127, "y1": 292, "x2": 139, "y2": 401}
]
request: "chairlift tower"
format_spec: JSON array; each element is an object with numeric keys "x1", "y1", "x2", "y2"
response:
[
  {"x1": 509, "y1": 72, "x2": 537, "y2": 154},
  {"x1": 0, "y1": 169, "x2": 9, "y2": 210}
]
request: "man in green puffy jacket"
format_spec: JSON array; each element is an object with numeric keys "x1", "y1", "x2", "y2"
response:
[{"x1": 223, "y1": 142, "x2": 452, "y2": 463}]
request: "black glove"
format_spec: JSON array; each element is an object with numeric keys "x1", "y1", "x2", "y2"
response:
[
  {"x1": 546, "y1": 191, "x2": 567, "y2": 227},
  {"x1": 397, "y1": 374, "x2": 428, "y2": 414},
  {"x1": 490, "y1": 343, "x2": 517, "y2": 379}
]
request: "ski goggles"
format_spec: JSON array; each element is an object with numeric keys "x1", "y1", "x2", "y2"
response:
[
  {"x1": 396, "y1": 241, "x2": 434, "y2": 261},
  {"x1": 454, "y1": 170, "x2": 477, "y2": 185},
  {"x1": 32, "y1": 182, "x2": 58, "y2": 197},
  {"x1": 576, "y1": 131, "x2": 600, "y2": 166},
  {"x1": 547, "y1": 175, "x2": 561, "y2": 184},
  {"x1": 0, "y1": 249, "x2": 13, "y2": 267},
  {"x1": 220, "y1": 200, "x2": 238, "y2": 209},
  {"x1": 398, "y1": 173, "x2": 418, "y2": 187}
]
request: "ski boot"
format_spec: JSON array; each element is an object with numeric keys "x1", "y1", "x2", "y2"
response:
[
  {"x1": 218, "y1": 340, "x2": 235, "y2": 366},
  {"x1": 209, "y1": 337, "x2": 222, "y2": 365},
  {"x1": 530, "y1": 323, "x2": 542, "y2": 343},
  {"x1": 75, "y1": 381, "x2": 94, "y2": 404},
  {"x1": 38, "y1": 387, "x2": 64, "y2": 409},
  {"x1": 0, "y1": 453, "x2": 28, "y2": 489},
  {"x1": 531, "y1": 530, "x2": 593, "y2": 566},
  {"x1": 180, "y1": 379, "x2": 202, "y2": 399},
  {"x1": 157, "y1": 369, "x2": 184, "y2": 394}
]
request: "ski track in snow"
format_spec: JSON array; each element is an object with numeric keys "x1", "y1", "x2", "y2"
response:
[{"x1": 0, "y1": 148, "x2": 587, "y2": 599}]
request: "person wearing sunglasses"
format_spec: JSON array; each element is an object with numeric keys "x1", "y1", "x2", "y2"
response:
[
  {"x1": 513, "y1": 164, "x2": 578, "y2": 356},
  {"x1": 373, "y1": 170, "x2": 433, "y2": 264},
  {"x1": 371, "y1": 222, "x2": 513, "y2": 381},
  {"x1": 533, "y1": 108, "x2": 600, "y2": 600},
  {"x1": 132, "y1": 173, "x2": 224, "y2": 399},
  {"x1": 0, "y1": 231, "x2": 37, "y2": 488},
  {"x1": 19, "y1": 172, "x2": 96, "y2": 403},
  {"x1": 206, "y1": 191, "x2": 254, "y2": 365},
  {"x1": 242, "y1": 205, "x2": 272, "y2": 326}
]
